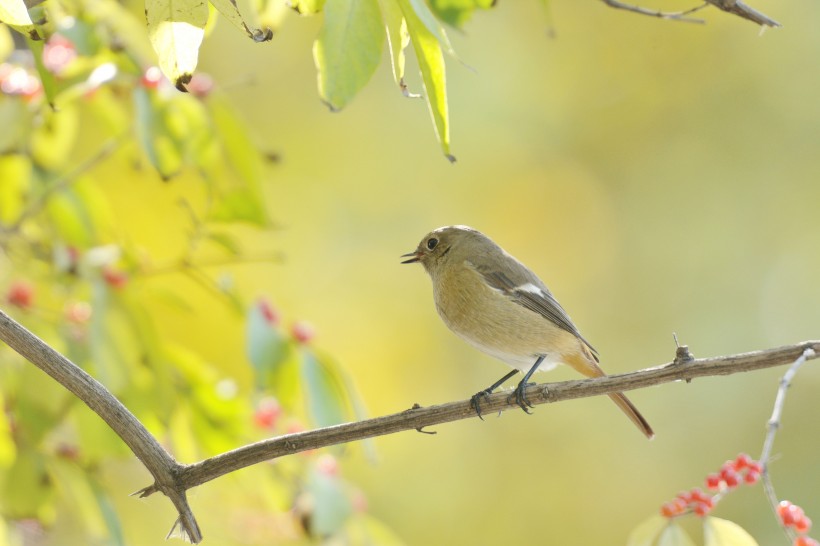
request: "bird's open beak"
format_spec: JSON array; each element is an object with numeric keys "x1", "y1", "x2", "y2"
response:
[{"x1": 400, "y1": 251, "x2": 420, "y2": 264}]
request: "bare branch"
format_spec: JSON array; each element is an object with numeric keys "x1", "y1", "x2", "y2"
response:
[
  {"x1": 159, "y1": 340, "x2": 820, "y2": 494},
  {"x1": 2, "y1": 303, "x2": 817, "y2": 542},
  {"x1": 601, "y1": 0, "x2": 781, "y2": 27},
  {"x1": 601, "y1": 0, "x2": 708, "y2": 23},
  {"x1": 0, "y1": 309, "x2": 203, "y2": 543},
  {"x1": 759, "y1": 347, "x2": 815, "y2": 542}
]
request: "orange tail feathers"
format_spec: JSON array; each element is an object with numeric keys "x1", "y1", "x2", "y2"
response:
[{"x1": 565, "y1": 351, "x2": 655, "y2": 439}]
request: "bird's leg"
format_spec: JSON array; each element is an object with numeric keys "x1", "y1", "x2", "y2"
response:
[
  {"x1": 510, "y1": 356, "x2": 545, "y2": 414},
  {"x1": 470, "y1": 369, "x2": 519, "y2": 420}
]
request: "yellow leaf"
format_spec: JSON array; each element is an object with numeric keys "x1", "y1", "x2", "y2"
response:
[
  {"x1": 145, "y1": 0, "x2": 209, "y2": 90},
  {"x1": 377, "y1": 0, "x2": 411, "y2": 92},
  {"x1": 0, "y1": 0, "x2": 40, "y2": 39},
  {"x1": 704, "y1": 517, "x2": 759, "y2": 546},
  {"x1": 657, "y1": 521, "x2": 697, "y2": 546},
  {"x1": 627, "y1": 514, "x2": 668, "y2": 546}
]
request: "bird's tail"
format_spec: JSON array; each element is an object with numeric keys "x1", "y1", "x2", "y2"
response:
[
  {"x1": 566, "y1": 350, "x2": 655, "y2": 439},
  {"x1": 607, "y1": 391, "x2": 654, "y2": 439}
]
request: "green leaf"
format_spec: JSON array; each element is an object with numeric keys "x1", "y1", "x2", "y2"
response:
[
  {"x1": 657, "y1": 521, "x2": 696, "y2": 546},
  {"x1": 313, "y1": 0, "x2": 384, "y2": 111},
  {"x1": 0, "y1": 154, "x2": 32, "y2": 225},
  {"x1": 300, "y1": 349, "x2": 348, "y2": 428},
  {"x1": 428, "y1": 0, "x2": 495, "y2": 28},
  {"x1": 206, "y1": 231, "x2": 242, "y2": 255},
  {"x1": 377, "y1": 0, "x2": 415, "y2": 95},
  {"x1": 209, "y1": 0, "x2": 273, "y2": 41},
  {"x1": 246, "y1": 302, "x2": 288, "y2": 387},
  {"x1": 208, "y1": 187, "x2": 269, "y2": 225},
  {"x1": 291, "y1": 0, "x2": 326, "y2": 15},
  {"x1": 0, "y1": 392, "x2": 16, "y2": 469},
  {"x1": 0, "y1": 0, "x2": 41, "y2": 39},
  {"x1": 0, "y1": 24, "x2": 12, "y2": 62},
  {"x1": 405, "y1": 0, "x2": 456, "y2": 58},
  {"x1": 704, "y1": 517, "x2": 759, "y2": 546},
  {"x1": 145, "y1": 0, "x2": 209, "y2": 90},
  {"x1": 253, "y1": 0, "x2": 291, "y2": 31},
  {"x1": 627, "y1": 514, "x2": 668, "y2": 546},
  {"x1": 207, "y1": 94, "x2": 267, "y2": 194},
  {"x1": 307, "y1": 469, "x2": 353, "y2": 536},
  {"x1": 31, "y1": 103, "x2": 79, "y2": 171},
  {"x1": 0, "y1": 452, "x2": 53, "y2": 519},
  {"x1": 399, "y1": 0, "x2": 454, "y2": 161},
  {"x1": 26, "y1": 37, "x2": 57, "y2": 107},
  {"x1": 134, "y1": 87, "x2": 183, "y2": 179},
  {"x1": 0, "y1": 96, "x2": 33, "y2": 154}
]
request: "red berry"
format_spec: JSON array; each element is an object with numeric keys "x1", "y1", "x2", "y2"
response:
[
  {"x1": 65, "y1": 301, "x2": 92, "y2": 324},
  {"x1": 795, "y1": 537, "x2": 820, "y2": 546},
  {"x1": 795, "y1": 516, "x2": 813, "y2": 534},
  {"x1": 689, "y1": 488, "x2": 710, "y2": 503},
  {"x1": 257, "y1": 298, "x2": 280, "y2": 325},
  {"x1": 291, "y1": 321, "x2": 315, "y2": 344},
  {"x1": 140, "y1": 66, "x2": 163, "y2": 89},
  {"x1": 316, "y1": 454, "x2": 339, "y2": 477},
  {"x1": 43, "y1": 35, "x2": 76, "y2": 75},
  {"x1": 744, "y1": 470, "x2": 761, "y2": 484},
  {"x1": 694, "y1": 502, "x2": 711, "y2": 517},
  {"x1": 6, "y1": 281, "x2": 34, "y2": 309},
  {"x1": 749, "y1": 461, "x2": 763, "y2": 474},
  {"x1": 722, "y1": 469, "x2": 740, "y2": 488},
  {"x1": 706, "y1": 473, "x2": 722, "y2": 490},
  {"x1": 186, "y1": 73, "x2": 213, "y2": 98},
  {"x1": 102, "y1": 267, "x2": 128, "y2": 289},
  {"x1": 780, "y1": 501, "x2": 795, "y2": 517},
  {"x1": 661, "y1": 503, "x2": 677, "y2": 517},
  {"x1": 734, "y1": 453, "x2": 753, "y2": 470},
  {"x1": 253, "y1": 397, "x2": 281, "y2": 429}
]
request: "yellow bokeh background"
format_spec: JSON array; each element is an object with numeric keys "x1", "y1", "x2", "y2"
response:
[{"x1": 28, "y1": 1, "x2": 820, "y2": 544}]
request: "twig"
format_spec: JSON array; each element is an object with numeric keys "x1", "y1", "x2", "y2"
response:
[
  {"x1": 601, "y1": 0, "x2": 708, "y2": 23},
  {"x1": 1, "y1": 304, "x2": 817, "y2": 542},
  {"x1": 759, "y1": 348, "x2": 815, "y2": 541},
  {"x1": 705, "y1": 0, "x2": 781, "y2": 27}
]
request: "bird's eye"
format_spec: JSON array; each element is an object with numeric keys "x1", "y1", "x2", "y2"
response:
[{"x1": 426, "y1": 238, "x2": 439, "y2": 250}]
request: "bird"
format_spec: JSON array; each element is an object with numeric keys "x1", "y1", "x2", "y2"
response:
[{"x1": 401, "y1": 225, "x2": 654, "y2": 439}]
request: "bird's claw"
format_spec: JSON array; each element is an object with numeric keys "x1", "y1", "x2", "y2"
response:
[
  {"x1": 510, "y1": 382, "x2": 535, "y2": 414},
  {"x1": 470, "y1": 390, "x2": 492, "y2": 420}
]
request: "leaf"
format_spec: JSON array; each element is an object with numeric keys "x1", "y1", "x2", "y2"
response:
[
  {"x1": 254, "y1": 0, "x2": 291, "y2": 31},
  {"x1": 704, "y1": 517, "x2": 759, "y2": 546},
  {"x1": 206, "y1": 231, "x2": 242, "y2": 255},
  {"x1": 307, "y1": 469, "x2": 353, "y2": 536},
  {"x1": 0, "y1": 0, "x2": 41, "y2": 39},
  {"x1": 0, "y1": 24, "x2": 12, "y2": 62},
  {"x1": 291, "y1": 0, "x2": 326, "y2": 15},
  {"x1": 428, "y1": 0, "x2": 495, "y2": 28},
  {"x1": 209, "y1": 187, "x2": 269, "y2": 225},
  {"x1": 345, "y1": 514, "x2": 405, "y2": 546},
  {"x1": 31, "y1": 103, "x2": 79, "y2": 171},
  {"x1": 300, "y1": 349, "x2": 349, "y2": 428},
  {"x1": 0, "y1": 391, "x2": 16, "y2": 469},
  {"x1": 209, "y1": 0, "x2": 273, "y2": 41},
  {"x1": 0, "y1": 96, "x2": 33, "y2": 154},
  {"x1": 376, "y1": 0, "x2": 412, "y2": 93},
  {"x1": 0, "y1": 154, "x2": 31, "y2": 225},
  {"x1": 405, "y1": 0, "x2": 456, "y2": 58},
  {"x1": 133, "y1": 87, "x2": 183, "y2": 180},
  {"x1": 26, "y1": 37, "x2": 56, "y2": 107},
  {"x1": 627, "y1": 514, "x2": 668, "y2": 546},
  {"x1": 399, "y1": 0, "x2": 454, "y2": 161},
  {"x1": 313, "y1": 0, "x2": 384, "y2": 111},
  {"x1": 246, "y1": 302, "x2": 289, "y2": 387},
  {"x1": 145, "y1": 0, "x2": 209, "y2": 90},
  {"x1": 657, "y1": 521, "x2": 697, "y2": 546}
]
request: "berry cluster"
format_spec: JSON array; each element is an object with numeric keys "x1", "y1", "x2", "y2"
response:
[
  {"x1": 705, "y1": 453, "x2": 762, "y2": 491},
  {"x1": 779, "y1": 501, "x2": 816, "y2": 546},
  {"x1": 661, "y1": 453, "x2": 762, "y2": 519}
]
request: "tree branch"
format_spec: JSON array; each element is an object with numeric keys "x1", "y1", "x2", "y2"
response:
[
  {"x1": 1, "y1": 303, "x2": 817, "y2": 542},
  {"x1": 601, "y1": 0, "x2": 781, "y2": 27},
  {"x1": 0, "y1": 309, "x2": 202, "y2": 543},
  {"x1": 147, "y1": 340, "x2": 820, "y2": 495}
]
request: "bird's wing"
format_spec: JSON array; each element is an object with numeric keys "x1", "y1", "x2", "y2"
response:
[{"x1": 470, "y1": 260, "x2": 599, "y2": 359}]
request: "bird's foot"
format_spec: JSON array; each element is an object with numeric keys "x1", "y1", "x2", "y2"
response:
[
  {"x1": 470, "y1": 389, "x2": 493, "y2": 421},
  {"x1": 509, "y1": 381, "x2": 536, "y2": 414}
]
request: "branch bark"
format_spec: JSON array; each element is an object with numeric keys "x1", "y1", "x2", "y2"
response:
[
  {"x1": 601, "y1": 0, "x2": 780, "y2": 27},
  {"x1": 1, "y1": 305, "x2": 817, "y2": 542}
]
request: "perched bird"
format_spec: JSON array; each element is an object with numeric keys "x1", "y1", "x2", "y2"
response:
[{"x1": 402, "y1": 225, "x2": 654, "y2": 439}]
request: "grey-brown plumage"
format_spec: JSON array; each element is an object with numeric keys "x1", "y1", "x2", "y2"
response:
[{"x1": 402, "y1": 225, "x2": 654, "y2": 439}]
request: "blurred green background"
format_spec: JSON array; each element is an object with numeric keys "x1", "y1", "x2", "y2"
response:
[{"x1": 6, "y1": 0, "x2": 820, "y2": 544}]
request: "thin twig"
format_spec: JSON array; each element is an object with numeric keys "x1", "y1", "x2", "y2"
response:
[
  {"x1": 759, "y1": 348, "x2": 815, "y2": 542},
  {"x1": 601, "y1": 0, "x2": 708, "y2": 23},
  {"x1": 704, "y1": 0, "x2": 781, "y2": 27}
]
